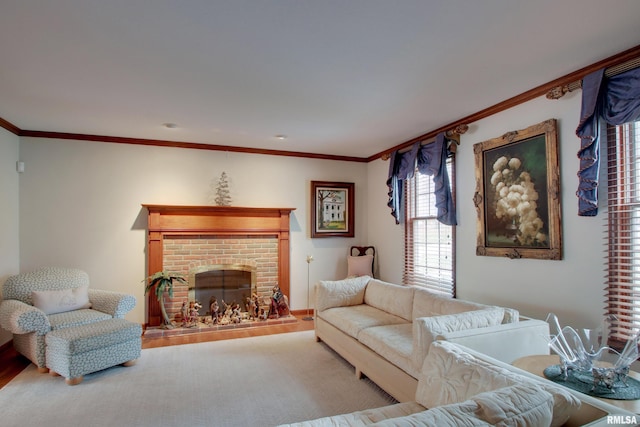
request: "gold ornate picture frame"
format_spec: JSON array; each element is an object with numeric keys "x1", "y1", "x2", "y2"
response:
[{"x1": 473, "y1": 119, "x2": 562, "y2": 260}]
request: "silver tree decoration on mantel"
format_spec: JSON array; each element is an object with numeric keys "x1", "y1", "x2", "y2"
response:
[{"x1": 214, "y1": 171, "x2": 232, "y2": 206}]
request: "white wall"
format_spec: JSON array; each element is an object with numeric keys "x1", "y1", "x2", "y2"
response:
[
  {"x1": 0, "y1": 128, "x2": 20, "y2": 345},
  {"x1": 367, "y1": 91, "x2": 607, "y2": 330},
  {"x1": 18, "y1": 138, "x2": 369, "y2": 324}
]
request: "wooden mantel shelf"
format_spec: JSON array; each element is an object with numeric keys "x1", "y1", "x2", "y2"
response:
[
  {"x1": 142, "y1": 205, "x2": 296, "y2": 234},
  {"x1": 142, "y1": 204, "x2": 296, "y2": 326},
  {"x1": 143, "y1": 204, "x2": 296, "y2": 215}
]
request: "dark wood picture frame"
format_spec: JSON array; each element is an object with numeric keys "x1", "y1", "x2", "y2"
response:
[
  {"x1": 473, "y1": 119, "x2": 562, "y2": 260},
  {"x1": 310, "y1": 181, "x2": 355, "y2": 238}
]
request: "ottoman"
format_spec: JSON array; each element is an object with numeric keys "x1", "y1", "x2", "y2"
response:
[{"x1": 45, "y1": 318, "x2": 142, "y2": 385}]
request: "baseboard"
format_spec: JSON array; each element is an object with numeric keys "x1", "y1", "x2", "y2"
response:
[
  {"x1": 290, "y1": 309, "x2": 314, "y2": 317},
  {"x1": 0, "y1": 340, "x2": 13, "y2": 356}
]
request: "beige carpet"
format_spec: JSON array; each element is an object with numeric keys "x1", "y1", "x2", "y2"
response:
[{"x1": 0, "y1": 331, "x2": 396, "y2": 427}]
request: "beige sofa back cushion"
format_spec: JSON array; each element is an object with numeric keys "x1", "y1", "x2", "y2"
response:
[
  {"x1": 417, "y1": 341, "x2": 580, "y2": 427},
  {"x1": 411, "y1": 309, "x2": 505, "y2": 369},
  {"x1": 412, "y1": 287, "x2": 487, "y2": 319},
  {"x1": 373, "y1": 384, "x2": 554, "y2": 427},
  {"x1": 364, "y1": 279, "x2": 415, "y2": 322},
  {"x1": 412, "y1": 287, "x2": 519, "y2": 323},
  {"x1": 315, "y1": 276, "x2": 370, "y2": 313}
]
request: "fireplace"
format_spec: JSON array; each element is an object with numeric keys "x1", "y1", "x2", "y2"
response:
[
  {"x1": 143, "y1": 205, "x2": 295, "y2": 326},
  {"x1": 160, "y1": 235, "x2": 278, "y2": 322}
]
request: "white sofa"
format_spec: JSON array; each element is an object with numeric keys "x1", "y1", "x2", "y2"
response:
[
  {"x1": 279, "y1": 341, "x2": 638, "y2": 427},
  {"x1": 314, "y1": 276, "x2": 551, "y2": 402}
]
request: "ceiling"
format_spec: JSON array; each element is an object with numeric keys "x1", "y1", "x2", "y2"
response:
[{"x1": 2, "y1": 1, "x2": 640, "y2": 160}]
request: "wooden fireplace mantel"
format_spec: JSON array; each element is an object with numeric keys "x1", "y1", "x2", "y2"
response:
[{"x1": 143, "y1": 204, "x2": 296, "y2": 326}]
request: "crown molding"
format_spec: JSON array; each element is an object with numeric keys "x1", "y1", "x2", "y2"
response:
[
  {"x1": 4, "y1": 44, "x2": 639, "y2": 164},
  {"x1": 368, "y1": 43, "x2": 640, "y2": 162},
  {"x1": 0, "y1": 117, "x2": 20, "y2": 135},
  {"x1": 16, "y1": 129, "x2": 368, "y2": 163}
]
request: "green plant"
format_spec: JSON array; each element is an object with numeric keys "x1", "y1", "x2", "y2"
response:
[{"x1": 143, "y1": 271, "x2": 187, "y2": 328}]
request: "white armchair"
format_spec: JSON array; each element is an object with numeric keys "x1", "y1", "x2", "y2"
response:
[{"x1": 0, "y1": 267, "x2": 136, "y2": 371}]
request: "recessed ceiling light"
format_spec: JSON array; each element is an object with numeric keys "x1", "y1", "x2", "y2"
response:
[
  {"x1": 274, "y1": 134, "x2": 287, "y2": 140},
  {"x1": 163, "y1": 123, "x2": 178, "y2": 129}
]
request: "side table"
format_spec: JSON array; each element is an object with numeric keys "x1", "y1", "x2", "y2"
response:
[{"x1": 512, "y1": 354, "x2": 640, "y2": 414}]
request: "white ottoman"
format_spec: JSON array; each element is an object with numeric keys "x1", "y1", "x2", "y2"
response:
[{"x1": 45, "y1": 318, "x2": 142, "y2": 385}]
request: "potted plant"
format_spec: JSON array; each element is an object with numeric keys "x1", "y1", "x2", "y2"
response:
[{"x1": 143, "y1": 271, "x2": 187, "y2": 329}]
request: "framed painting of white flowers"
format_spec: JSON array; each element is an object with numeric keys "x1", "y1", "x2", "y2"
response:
[{"x1": 473, "y1": 119, "x2": 562, "y2": 260}]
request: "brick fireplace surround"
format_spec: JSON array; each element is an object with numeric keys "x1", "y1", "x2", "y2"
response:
[{"x1": 143, "y1": 205, "x2": 295, "y2": 327}]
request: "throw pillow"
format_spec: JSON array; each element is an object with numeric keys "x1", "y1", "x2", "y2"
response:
[
  {"x1": 474, "y1": 384, "x2": 554, "y2": 426},
  {"x1": 315, "y1": 276, "x2": 370, "y2": 312},
  {"x1": 371, "y1": 400, "x2": 486, "y2": 427},
  {"x1": 347, "y1": 255, "x2": 374, "y2": 277},
  {"x1": 32, "y1": 285, "x2": 92, "y2": 315}
]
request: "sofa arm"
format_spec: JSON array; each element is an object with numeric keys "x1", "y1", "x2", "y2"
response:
[
  {"x1": 88, "y1": 289, "x2": 136, "y2": 318},
  {"x1": 412, "y1": 309, "x2": 505, "y2": 370},
  {"x1": 438, "y1": 319, "x2": 551, "y2": 364},
  {"x1": 0, "y1": 299, "x2": 51, "y2": 335}
]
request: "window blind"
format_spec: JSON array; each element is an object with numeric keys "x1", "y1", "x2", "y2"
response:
[
  {"x1": 606, "y1": 120, "x2": 640, "y2": 347},
  {"x1": 404, "y1": 157, "x2": 455, "y2": 296}
]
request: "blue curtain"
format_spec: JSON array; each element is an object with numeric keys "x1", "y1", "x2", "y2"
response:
[
  {"x1": 386, "y1": 132, "x2": 457, "y2": 225},
  {"x1": 576, "y1": 66, "x2": 640, "y2": 216}
]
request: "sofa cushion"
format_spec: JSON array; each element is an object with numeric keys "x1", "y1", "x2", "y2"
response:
[
  {"x1": 46, "y1": 318, "x2": 142, "y2": 355},
  {"x1": 415, "y1": 309, "x2": 505, "y2": 345},
  {"x1": 364, "y1": 279, "x2": 415, "y2": 321},
  {"x1": 412, "y1": 287, "x2": 488, "y2": 319},
  {"x1": 276, "y1": 401, "x2": 425, "y2": 427},
  {"x1": 32, "y1": 285, "x2": 92, "y2": 315},
  {"x1": 473, "y1": 384, "x2": 553, "y2": 427},
  {"x1": 48, "y1": 308, "x2": 112, "y2": 331},
  {"x1": 372, "y1": 400, "x2": 487, "y2": 427},
  {"x1": 316, "y1": 276, "x2": 370, "y2": 313},
  {"x1": 358, "y1": 323, "x2": 416, "y2": 378},
  {"x1": 411, "y1": 309, "x2": 505, "y2": 370},
  {"x1": 412, "y1": 287, "x2": 519, "y2": 323},
  {"x1": 372, "y1": 385, "x2": 553, "y2": 427},
  {"x1": 319, "y1": 305, "x2": 409, "y2": 340},
  {"x1": 417, "y1": 341, "x2": 580, "y2": 427}
]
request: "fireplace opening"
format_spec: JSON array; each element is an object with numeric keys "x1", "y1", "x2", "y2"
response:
[
  {"x1": 189, "y1": 264, "x2": 257, "y2": 317},
  {"x1": 195, "y1": 270, "x2": 251, "y2": 315}
]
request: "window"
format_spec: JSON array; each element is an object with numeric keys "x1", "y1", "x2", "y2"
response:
[
  {"x1": 404, "y1": 155, "x2": 455, "y2": 296},
  {"x1": 606, "y1": 120, "x2": 640, "y2": 348}
]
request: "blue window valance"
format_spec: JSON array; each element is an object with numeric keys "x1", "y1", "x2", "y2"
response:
[
  {"x1": 386, "y1": 132, "x2": 457, "y2": 225},
  {"x1": 576, "y1": 66, "x2": 640, "y2": 216}
]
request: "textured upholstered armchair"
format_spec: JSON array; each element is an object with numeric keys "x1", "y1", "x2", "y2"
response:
[{"x1": 0, "y1": 267, "x2": 136, "y2": 371}]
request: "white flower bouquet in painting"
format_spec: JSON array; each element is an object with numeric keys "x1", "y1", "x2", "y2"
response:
[{"x1": 490, "y1": 155, "x2": 547, "y2": 246}]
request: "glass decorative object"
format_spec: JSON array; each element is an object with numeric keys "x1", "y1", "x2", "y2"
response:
[{"x1": 546, "y1": 313, "x2": 639, "y2": 392}]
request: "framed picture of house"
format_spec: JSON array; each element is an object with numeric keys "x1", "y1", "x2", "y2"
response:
[
  {"x1": 473, "y1": 119, "x2": 562, "y2": 260},
  {"x1": 311, "y1": 181, "x2": 355, "y2": 238}
]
